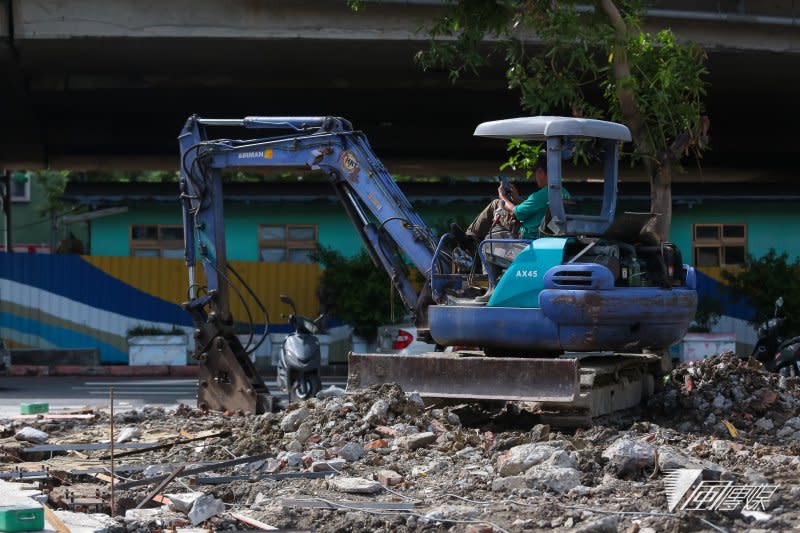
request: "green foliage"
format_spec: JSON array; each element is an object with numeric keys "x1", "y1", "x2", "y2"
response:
[
  {"x1": 499, "y1": 139, "x2": 544, "y2": 179},
  {"x1": 722, "y1": 249, "x2": 800, "y2": 334},
  {"x1": 310, "y1": 245, "x2": 405, "y2": 340},
  {"x1": 31, "y1": 170, "x2": 72, "y2": 219},
  {"x1": 416, "y1": 1, "x2": 709, "y2": 169},
  {"x1": 606, "y1": 29, "x2": 708, "y2": 163},
  {"x1": 690, "y1": 294, "x2": 724, "y2": 333},
  {"x1": 81, "y1": 170, "x2": 180, "y2": 182}
]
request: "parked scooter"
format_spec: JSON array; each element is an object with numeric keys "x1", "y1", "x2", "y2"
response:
[
  {"x1": 276, "y1": 294, "x2": 324, "y2": 401},
  {"x1": 750, "y1": 297, "x2": 800, "y2": 377}
]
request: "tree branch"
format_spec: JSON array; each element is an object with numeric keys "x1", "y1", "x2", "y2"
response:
[
  {"x1": 669, "y1": 115, "x2": 710, "y2": 159},
  {"x1": 598, "y1": 0, "x2": 646, "y2": 154}
]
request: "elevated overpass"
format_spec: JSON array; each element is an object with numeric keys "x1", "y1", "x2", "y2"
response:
[{"x1": 1, "y1": 0, "x2": 799, "y2": 176}]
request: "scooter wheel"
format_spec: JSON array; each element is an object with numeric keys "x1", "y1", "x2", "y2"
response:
[{"x1": 290, "y1": 373, "x2": 322, "y2": 402}]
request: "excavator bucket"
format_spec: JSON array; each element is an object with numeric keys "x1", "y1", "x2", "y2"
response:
[{"x1": 347, "y1": 352, "x2": 579, "y2": 402}]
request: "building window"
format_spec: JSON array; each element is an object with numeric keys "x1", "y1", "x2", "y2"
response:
[
  {"x1": 10, "y1": 172, "x2": 30, "y2": 203},
  {"x1": 259, "y1": 224, "x2": 317, "y2": 263},
  {"x1": 130, "y1": 224, "x2": 184, "y2": 258},
  {"x1": 692, "y1": 224, "x2": 747, "y2": 268}
]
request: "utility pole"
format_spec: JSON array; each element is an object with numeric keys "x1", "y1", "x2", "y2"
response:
[{"x1": 0, "y1": 170, "x2": 11, "y2": 253}]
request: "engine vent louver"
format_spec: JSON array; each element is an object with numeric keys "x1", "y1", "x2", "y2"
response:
[{"x1": 550, "y1": 269, "x2": 594, "y2": 287}]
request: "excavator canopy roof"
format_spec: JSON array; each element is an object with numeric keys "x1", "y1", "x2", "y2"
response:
[{"x1": 474, "y1": 116, "x2": 632, "y2": 142}]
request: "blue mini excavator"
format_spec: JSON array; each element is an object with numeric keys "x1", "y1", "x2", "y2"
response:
[{"x1": 178, "y1": 115, "x2": 697, "y2": 416}]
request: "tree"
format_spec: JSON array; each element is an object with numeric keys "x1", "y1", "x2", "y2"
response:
[
  {"x1": 310, "y1": 245, "x2": 406, "y2": 340},
  {"x1": 722, "y1": 249, "x2": 800, "y2": 334},
  {"x1": 34, "y1": 170, "x2": 72, "y2": 221},
  {"x1": 413, "y1": 0, "x2": 709, "y2": 240}
]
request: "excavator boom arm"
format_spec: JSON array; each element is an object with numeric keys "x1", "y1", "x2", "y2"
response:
[{"x1": 179, "y1": 115, "x2": 438, "y2": 313}]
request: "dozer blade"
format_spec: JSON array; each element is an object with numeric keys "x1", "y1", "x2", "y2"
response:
[{"x1": 347, "y1": 352, "x2": 579, "y2": 402}]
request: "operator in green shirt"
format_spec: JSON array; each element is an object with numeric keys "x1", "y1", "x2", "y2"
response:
[{"x1": 452, "y1": 156, "x2": 570, "y2": 246}]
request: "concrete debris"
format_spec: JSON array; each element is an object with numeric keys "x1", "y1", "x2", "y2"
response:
[
  {"x1": 712, "y1": 439, "x2": 735, "y2": 456},
  {"x1": 0, "y1": 358, "x2": 797, "y2": 532},
  {"x1": 53, "y1": 510, "x2": 121, "y2": 533},
  {"x1": 405, "y1": 391, "x2": 424, "y2": 409},
  {"x1": 524, "y1": 463, "x2": 582, "y2": 493},
  {"x1": 529, "y1": 423, "x2": 550, "y2": 442},
  {"x1": 742, "y1": 510, "x2": 772, "y2": 521},
  {"x1": 395, "y1": 431, "x2": 436, "y2": 450},
  {"x1": 279, "y1": 406, "x2": 310, "y2": 432},
  {"x1": 316, "y1": 385, "x2": 345, "y2": 398},
  {"x1": 293, "y1": 420, "x2": 315, "y2": 443},
  {"x1": 755, "y1": 417, "x2": 775, "y2": 431},
  {"x1": 490, "y1": 475, "x2": 527, "y2": 492},
  {"x1": 328, "y1": 476, "x2": 383, "y2": 494},
  {"x1": 336, "y1": 442, "x2": 364, "y2": 461},
  {"x1": 165, "y1": 491, "x2": 204, "y2": 513},
  {"x1": 14, "y1": 426, "x2": 49, "y2": 443},
  {"x1": 656, "y1": 446, "x2": 708, "y2": 470},
  {"x1": 310, "y1": 458, "x2": 346, "y2": 472},
  {"x1": 784, "y1": 416, "x2": 800, "y2": 430},
  {"x1": 187, "y1": 493, "x2": 225, "y2": 525},
  {"x1": 574, "y1": 515, "x2": 619, "y2": 532},
  {"x1": 124, "y1": 508, "x2": 162, "y2": 522},
  {"x1": 115, "y1": 426, "x2": 142, "y2": 443},
  {"x1": 142, "y1": 464, "x2": 172, "y2": 478},
  {"x1": 601, "y1": 438, "x2": 655, "y2": 475},
  {"x1": 464, "y1": 525, "x2": 495, "y2": 533},
  {"x1": 424, "y1": 504, "x2": 480, "y2": 521},
  {"x1": 376, "y1": 469, "x2": 402, "y2": 486},
  {"x1": 410, "y1": 457, "x2": 451, "y2": 478},
  {"x1": 364, "y1": 399, "x2": 389, "y2": 424},
  {"x1": 497, "y1": 442, "x2": 556, "y2": 476}
]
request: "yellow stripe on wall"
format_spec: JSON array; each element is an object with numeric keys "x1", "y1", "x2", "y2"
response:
[
  {"x1": 695, "y1": 266, "x2": 742, "y2": 283},
  {"x1": 83, "y1": 256, "x2": 322, "y2": 321}
]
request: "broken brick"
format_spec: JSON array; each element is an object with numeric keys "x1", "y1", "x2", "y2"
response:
[
  {"x1": 375, "y1": 425, "x2": 397, "y2": 437},
  {"x1": 364, "y1": 439, "x2": 389, "y2": 450}
]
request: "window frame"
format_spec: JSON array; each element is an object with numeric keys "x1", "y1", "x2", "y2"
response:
[
  {"x1": 10, "y1": 177, "x2": 30, "y2": 203},
  {"x1": 258, "y1": 224, "x2": 318, "y2": 264},
  {"x1": 130, "y1": 224, "x2": 185, "y2": 258},
  {"x1": 692, "y1": 223, "x2": 747, "y2": 268}
]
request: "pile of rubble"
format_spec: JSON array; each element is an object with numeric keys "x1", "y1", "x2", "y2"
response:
[
  {"x1": 1, "y1": 354, "x2": 799, "y2": 532},
  {"x1": 649, "y1": 351, "x2": 800, "y2": 443}
]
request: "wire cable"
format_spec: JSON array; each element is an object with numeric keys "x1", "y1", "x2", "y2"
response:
[
  {"x1": 7, "y1": 206, "x2": 81, "y2": 231},
  {"x1": 225, "y1": 261, "x2": 270, "y2": 356},
  {"x1": 203, "y1": 258, "x2": 256, "y2": 353}
]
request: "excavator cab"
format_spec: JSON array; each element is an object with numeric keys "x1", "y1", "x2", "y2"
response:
[{"x1": 431, "y1": 116, "x2": 628, "y2": 303}]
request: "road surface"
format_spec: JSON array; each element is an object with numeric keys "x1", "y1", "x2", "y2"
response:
[{"x1": 0, "y1": 376, "x2": 346, "y2": 417}]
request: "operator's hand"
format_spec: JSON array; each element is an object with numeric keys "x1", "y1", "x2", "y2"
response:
[
  {"x1": 497, "y1": 183, "x2": 509, "y2": 202},
  {"x1": 497, "y1": 184, "x2": 516, "y2": 214},
  {"x1": 497, "y1": 183, "x2": 520, "y2": 204}
]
